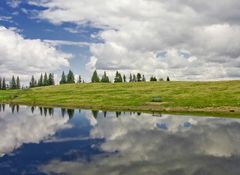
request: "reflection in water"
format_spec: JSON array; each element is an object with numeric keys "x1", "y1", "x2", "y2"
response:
[{"x1": 0, "y1": 105, "x2": 240, "y2": 175}]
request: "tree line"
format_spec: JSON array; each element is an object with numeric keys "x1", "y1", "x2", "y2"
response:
[
  {"x1": 0, "y1": 76, "x2": 20, "y2": 90},
  {"x1": 0, "y1": 70, "x2": 170, "y2": 90},
  {"x1": 91, "y1": 70, "x2": 170, "y2": 83}
]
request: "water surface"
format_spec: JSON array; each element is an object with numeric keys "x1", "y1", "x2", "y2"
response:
[{"x1": 0, "y1": 105, "x2": 240, "y2": 175}]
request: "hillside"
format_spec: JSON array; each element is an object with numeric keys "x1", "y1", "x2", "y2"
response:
[{"x1": 0, "y1": 81, "x2": 239, "y2": 116}]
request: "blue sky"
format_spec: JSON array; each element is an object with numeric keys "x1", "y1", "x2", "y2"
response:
[{"x1": 0, "y1": 0, "x2": 240, "y2": 82}]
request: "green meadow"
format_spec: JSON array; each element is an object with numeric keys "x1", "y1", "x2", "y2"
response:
[{"x1": 0, "y1": 81, "x2": 239, "y2": 116}]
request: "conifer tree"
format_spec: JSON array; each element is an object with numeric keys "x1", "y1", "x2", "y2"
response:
[
  {"x1": 67, "y1": 70, "x2": 75, "y2": 83},
  {"x1": 114, "y1": 71, "x2": 123, "y2": 83},
  {"x1": 2, "y1": 78, "x2": 6, "y2": 90},
  {"x1": 137, "y1": 73, "x2": 142, "y2": 82},
  {"x1": 133, "y1": 74, "x2": 136, "y2": 82},
  {"x1": 48, "y1": 73, "x2": 55, "y2": 85},
  {"x1": 0, "y1": 77, "x2": 2, "y2": 90},
  {"x1": 129, "y1": 74, "x2": 133, "y2": 82},
  {"x1": 16, "y1": 76, "x2": 20, "y2": 89},
  {"x1": 167, "y1": 76, "x2": 170, "y2": 81},
  {"x1": 30, "y1": 76, "x2": 36, "y2": 88},
  {"x1": 10, "y1": 76, "x2": 16, "y2": 89},
  {"x1": 91, "y1": 70, "x2": 100, "y2": 83},
  {"x1": 43, "y1": 73, "x2": 48, "y2": 86},
  {"x1": 60, "y1": 71, "x2": 66, "y2": 84},
  {"x1": 123, "y1": 75, "x2": 126, "y2": 82},
  {"x1": 142, "y1": 75, "x2": 146, "y2": 82},
  {"x1": 101, "y1": 71, "x2": 110, "y2": 83},
  {"x1": 38, "y1": 74, "x2": 43, "y2": 86},
  {"x1": 78, "y1": 75, "x2": 82, "y2": 83}
]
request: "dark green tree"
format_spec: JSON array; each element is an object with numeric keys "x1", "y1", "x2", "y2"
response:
[
  {"x1": 0, "y1": 77, "x2": 2, "y2": 90},
  {"x1": 38, "y1": 74, "x2": 43, "y2": 86},
  {"x1": 78, "y1": 75, "x2": 82, "y2": 83},
  {"x1": 150, "y1": 76, "x2": 157, "y2": 81},
  {"x1": 30, "y1": 76, "x2": 36, "y2": 88},
  {"x1": 101, "y1": 71, "x2": 110, "y2": 83},
  {"x1": 67, "y1": 70, "x2": 75, "y2": 84},
  {"x1": 91, "y1": 70, "x2": 100, "y2": 83},
  {"x1": 123, "y1": 75, "x2": 126, "y2": 82},
  {"x1": 133, "y1": 74, "x2": 136, "y2": 82},
  {"x1": 142, "y1": 75, "x2": 146, "y2": 82},
  {"x1": 137, "y1": 73, "x2": 142, "y2": 82},
  {"x1": 16, "y1": 76, "x2": 20, "y2": 89},
  {"x1": 129, "y1": 74, "x2": 133, "y2": 82},
  {"x1": 60, "y1": 71, "x2": 66, "y2": 84},
  {"x1": 114, "y1": 71, "x2": 123, "y2": 83},
  {"x1": 48, "y1": 73, "x2": 55, "y2": 85},
  {"x1": 10, "y1": 76, "x2": 16, "y2": 89},
  {"x1": 167, "y1": 76, "x2": 170, "y2": 81},
  {"x1": 2, "y1": 78, "x2": 6, "y2": 90},
  {"x1": 43, "y1": 73, "x2": 48, "y2": 86}
]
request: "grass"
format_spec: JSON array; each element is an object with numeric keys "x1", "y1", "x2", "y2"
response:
[{"x1": 0, "y1": 81, "x2": 239, "y2": 116}]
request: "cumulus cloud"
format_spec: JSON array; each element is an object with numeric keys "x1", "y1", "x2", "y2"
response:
[
  {"x1": 0, "y1": 106, "x2": 71, "y2": 157},
  {"x1": 0, "y1": 26, "x2": 71, "y2": 82},
  {"x1": 40, "y1": 112, "x2": 240, "y2": 175},
  {"x1": 30, "y1": 0, "x2": 240, "y2": 80}
]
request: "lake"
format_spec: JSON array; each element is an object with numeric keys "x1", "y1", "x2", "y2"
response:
[{"x1": 0, "y1": 105, "x2": 240, "y2": 175}]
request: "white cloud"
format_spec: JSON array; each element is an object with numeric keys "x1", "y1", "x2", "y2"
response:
[
  {"x1": 0, "y1": 106, "x2": 71, "y2": 157},
  {"x1": 0, "y1": 26, "x2": 71, "y2": 82},
  {"x1": 30, "y1": 0, "x2": 240, "y2": 80}
]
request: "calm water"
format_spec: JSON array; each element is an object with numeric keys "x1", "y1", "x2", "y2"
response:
[{"x1": 0, "y1": 105, "x2": 240, "y2": 175}]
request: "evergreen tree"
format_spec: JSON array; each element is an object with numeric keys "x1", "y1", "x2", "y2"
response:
[
  {"x1": 10, "y1": 76, "x2": 16, "y2": 89},
  {"x1": 167, "y1": 76, "x2": 170, "y2": 81},
  {"x1": 142, "y1": 75, "x2": 146, "y2": 82},
  {"x1": 0, "y1": 77, "x2": 2, "y2": 90},
  {"x1": 38, "y1": 74, "x2": 43, "y2": 86},
  {"x1": 129, "y1": 74, "x2": 133, "y2": 82},
  {"x1": 114, "y1": 71, "x2": 123, "y2": 83},
  {"x1": 150, "y1": 76, "x2": 157, "y2": 81},
  {"x1": 91, "y1": 70, "x2": 100, "y2": 83},
  {"x1": 60, "y1": 71, "x2": 66, "y2": 84},
  {"x1": 101, "y1": 71, "x2": 110, "y2": 83},
  {"x1": 78, "y1": 75, "x2": 82, "y2": 83},
  {"x1": 123, "y1": 75, "x2": 126, "y2": 82},
  {"x1": 137, "y1": 73, "x2": 142, "y2": 82},
  {"x1": 2, "y1": 78, "x2": 6, "y2": 90},
  {"x1": 48, "y1": 73, "x2": 55, "y2": 85},
  {"x1": 67, "y1": 70, "x2": 75, "y2": 83},
  {"x1": 30, "y1": 76, "x2": 36, "y2": 88},
  {"x1": 133, "y1": 74, "x2": 136, "y2": 82},
  {"x1": 16, "y1": 76, "x2": 20, "y2": 89},
  {"x1": 43, "y1": 73, "x2": 48, "y2": 86}
]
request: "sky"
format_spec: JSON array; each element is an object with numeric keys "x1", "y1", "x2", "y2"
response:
[{"x1": 0, "y1": 0, "x2": 240, "y2": 83}]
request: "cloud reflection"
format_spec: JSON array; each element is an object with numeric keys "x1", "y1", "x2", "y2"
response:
[{"x1": 41, "y1": 112, "x2": 240, "y2": 175}]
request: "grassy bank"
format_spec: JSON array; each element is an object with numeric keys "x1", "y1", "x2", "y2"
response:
[{"x1": 0, "y1": 81, "x2": 239, "y2": 116}]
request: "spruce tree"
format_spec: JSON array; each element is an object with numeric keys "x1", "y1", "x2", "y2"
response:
[
  {"x1": 91, "y1": 70, "x2": 100, "y2": 83},
  {"x1": 129, "y1": 74, "x2": 133, "y2": 82},
  {"x1": 133, "y1": 74, "x2": 136, "y2": 82},
  {"x1": 78, "y1": 75, "x2": 82, "y2": 83},
  {"x1": 38, "y1": 74, "x2": 43, "y2": 86},
  {"x1": 43, "y1": 73, "x2": 48, "y2": 86},
  {"x1": 114, "y1": 71, "x2": 123, "y2": 83},
  {"x1": 137, "y1": 73, "x2": 142, "y2": 82},
  {"x1": 167, "y1": 76, "x2": 170, "y2": 81},
  {"x1": 10, "y1": 76, "x2": 16, "y2": 89},
  {"x1": 2, "y1": 78, "x2": 6, "y2": 90},
  {"x1": 123, "y1": 75, "x2": 126, "y2": 82},
  {"x1": 30, "y1": 76, "x2": 35, "y2": 88},
  {"x1": 16, "y1": 76, "x2": 20, "y2": 89},
  {"x1": 67, "y1": 70, "x2": 75, "y2": 83},
  {"x1": 101, "y1": 71, "x2": 110, "y2": 83},
  {"x1": 0, "y1": 77, "x2": 2, "y2": 90},
  {"x1": 60, "y1": 71, "x2": 66, "y2": 84},
  {"x1": 48, "y1": 73, "x2": 55, "y2": 85},
  {"x1": 142, "y1": 75, "x2": 146, "y2": 82}
]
